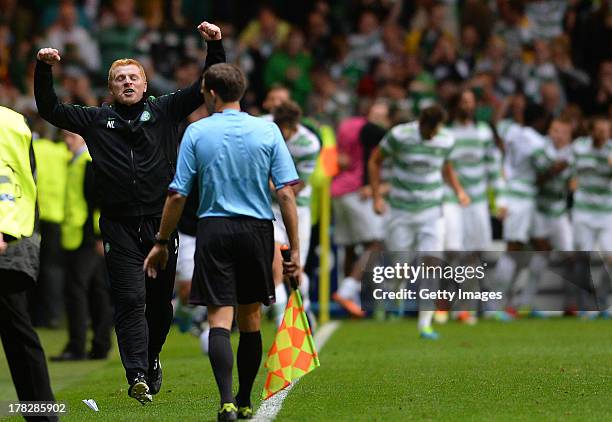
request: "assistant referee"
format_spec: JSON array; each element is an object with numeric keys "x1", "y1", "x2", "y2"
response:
[
  {"x1": 34, "y1": 22, "x2": 225, "y2": 404},
  {"x1": 144, "y1": 63, "x2": 300, "y2": 421}
]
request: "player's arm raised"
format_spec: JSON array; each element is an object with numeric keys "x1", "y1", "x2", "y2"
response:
[
  {"x1": 158, "y1": 21, "x2": 226, "y2": 121},
  {"x1": 34, "y1": 48, "x2": 97, "y2": 133}
]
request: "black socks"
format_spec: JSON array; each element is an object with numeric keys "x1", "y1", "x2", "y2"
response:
[
  {"x1": 236, "y1": 331, "x2": 262, "y2": 407},
  {"x1": 209, "y1": 327, "x2": 234, "y2": 404},
  {"x1": 209, "y1": 328, "x2": 263, "y2": 407}
]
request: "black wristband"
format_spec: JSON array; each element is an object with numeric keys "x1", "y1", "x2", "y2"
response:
[{"x1": 155, "y1": 232, "x2": 169, "y2": 245}]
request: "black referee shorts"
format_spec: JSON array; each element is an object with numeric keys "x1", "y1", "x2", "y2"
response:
[{"x1": 190, "y1": 216, "x2": 275, "y2": 307}]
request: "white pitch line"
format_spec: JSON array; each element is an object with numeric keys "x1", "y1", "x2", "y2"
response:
[{"x1": 253, "y1": 320, "x2": 341, "y2": 422}]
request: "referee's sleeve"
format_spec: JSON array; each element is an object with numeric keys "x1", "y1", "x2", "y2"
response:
[
  {"x1": 270, "y1": 124, "x2": 299, "y2": 190},
  {"x1": 169, "y1": 128, "x2": 198, "y2": 196}
]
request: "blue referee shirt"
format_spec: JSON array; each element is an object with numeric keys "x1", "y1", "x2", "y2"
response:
[{"x1": 169, "y1": 109, "x2": 299, "y2": 220}]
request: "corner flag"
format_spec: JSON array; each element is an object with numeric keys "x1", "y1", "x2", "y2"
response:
[{"x1": 262, "y1": 248, "x2": 320, "y2": 400}]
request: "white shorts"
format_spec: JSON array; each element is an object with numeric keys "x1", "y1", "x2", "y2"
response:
[
  {"x1": 176, "y1": 231, "x2": 196, "y2": 282},
  {"x1": 333, "y1": 191, "x2": 385, "y2": 245},
  {"x1": 572, "y1": 215, "x2": 612, "y2": 252},
  {"x1": 272, "y1": 205, "x2": 311, "y2": 268},
  {"x1": 532, "y1": 212, "x2": 573, "y2": 250},
  {"x1": 385, "y1": 208, "x2": 444, "y2": 252},
  {"x1": 443, "y1": 201, "x2": 492, "y2": 251},
  {"x1": 502, "y1": 198, "x2": 535, "y2": 243}
]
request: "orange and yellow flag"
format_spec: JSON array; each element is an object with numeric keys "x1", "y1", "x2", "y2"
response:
[{"x1": 262, "y1": 288, "x2": 320, "y2": 400}]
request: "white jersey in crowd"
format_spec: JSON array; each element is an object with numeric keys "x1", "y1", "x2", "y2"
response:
[
  {"x1": 571, "y1": 136, "x2": 612, "y2": 225},
  {"x1": 444, "y1": 121, "x2": 504, "y2": 203},
  {"x1": 501, "y1": 126, "x2": 547, "y2": 200},
  {"x1": 379, "y1": 121, "x2": 454, "y2": 221},
  {"x1": 496, "y1": 118, "x2": 523, "y2": 177}
]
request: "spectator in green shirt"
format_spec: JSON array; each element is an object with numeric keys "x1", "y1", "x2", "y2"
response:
[
  {"x1": 97, "y1": 0, "x2": 144, "y2": 78},
  {"x1": 264, "y1": 28, "x2": 312, "y2": 108}
]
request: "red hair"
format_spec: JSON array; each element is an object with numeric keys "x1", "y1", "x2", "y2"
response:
[{"x1": 108, "y1": 59, "x2": 146, "y2": 87}]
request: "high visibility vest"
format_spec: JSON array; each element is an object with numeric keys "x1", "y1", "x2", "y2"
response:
[
  {"x1": 0, "y1": 106, "x2": 36, "y2": 240},
  {"x1": 62, "y1": 150, "x2": 96, "y2": 250},
  {"x1": 33, "y1": 139, "x2": 69, "y2": 224}
]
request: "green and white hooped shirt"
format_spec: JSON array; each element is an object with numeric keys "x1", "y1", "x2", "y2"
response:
[
  {"x1": 379, "y1": 121, "x2": 454, "y2": 218},
  {"x1": 444, "y1": 121, "x2": 504, "y2": 204},
  {"x1": 532, "y1": 138, "x2": 573, "y2": 217},
  {"x1": 284, "y1": 125, "x2": 320, "y2": 207},
  {"x1": 261, "y1": 114, "x2": 320, "y2": 208},
  {"x1": 571, "y1": 137, "x2": 612, "y2": 220}
]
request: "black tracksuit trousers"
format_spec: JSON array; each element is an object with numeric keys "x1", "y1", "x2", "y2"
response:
[
  {"x1": 0, "y1": 270, "x2": 57, "y2": 422},
  {"x1": 99, "y1": 216, "x2": 178, "y2": 382},
  {"x1": 28, "y1": 221, "x2": 64, "y2": 327},
  {"x1": 64, "y1": 248, "x2": 113, "y2": 357}
]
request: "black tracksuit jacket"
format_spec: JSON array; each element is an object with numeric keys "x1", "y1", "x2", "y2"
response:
[{"x1": 34, "y1": 40, "x2": 225, "y2": 218}]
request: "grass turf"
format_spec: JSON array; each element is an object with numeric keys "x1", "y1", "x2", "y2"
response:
[
  {"x1": 0, "y1": 323, "x2": 277, "y2": 421},
  {"x1": 1, "y1": 319, "x2": 611, "y2": 421},
  {"x1": 281, "y1": 319, "x2": 612, "y2": 421}
]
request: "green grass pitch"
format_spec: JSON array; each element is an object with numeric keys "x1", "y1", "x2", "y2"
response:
[{"x1": 1, "y1": 319, "x2": 611, "y2": 421}]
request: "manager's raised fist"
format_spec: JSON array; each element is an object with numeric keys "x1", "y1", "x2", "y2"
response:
[
  {"x1": 37, "y1": 48, "x2": 61, "y2": 65},
  {"x1": 197, "y1": 21, "x2": 222, "y2": 41}
]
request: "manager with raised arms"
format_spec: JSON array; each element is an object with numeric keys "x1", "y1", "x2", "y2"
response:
[
  {"x1": 144, "y1": 63, "x2": 300, "y2": 421},
  {"x1": 34, "y1": 21, "x2": 225, "y2": 405}
]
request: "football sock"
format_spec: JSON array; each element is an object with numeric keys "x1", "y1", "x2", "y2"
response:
[
  {"x1": 273, "y1": 284, "x2": 288, "y2": 326},
  {"x1": 491, "y1": 253, "x2": 517, "y2": 310},
  {"x1": 418, "y1": 310, "x2": 434, "y2": 332},
  {"x1": 300, "y1": 272, "x2": 311, "y2": 312},
  {"x1": 572, "y1": 253, "x2": 592, "y2": 309},
  {"x1": 338, "y1": 276, "x2": 361, "y2": 303},
  {"x1": 494, "y1": 253, "x2": 517, "y2": 288},
  {"x1": 208, "y1": 327, "x2": 234, "y2": 405},
  {"x1": 236, "y1": 331, "x2": 262, "y2": 407},
  {"x1": 516, "y1": 253, "x2": 548, "y2": 308},
  {"x1": 598, "y1": 261, "x2": 611, "y2": 310}
]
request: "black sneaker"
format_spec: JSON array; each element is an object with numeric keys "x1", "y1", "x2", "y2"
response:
[
  {"x1": 217, "y1": 403, "x2": 238, "y2": 421},
  {"x1": 87, "y1": 350, "x2": 109, "y2": 360},
  {"x1": 148, "y1": 356, "x2": 162, "y2": 395},
  {"x1": 128, "y1": 374, "x2": 152, "y2": 405},
  {"x1": 237, "y1": 404, "x2": 253, "y2": 419},
  {"x1": 50, "y1": 350, "x2": 86, "y2": 362}
]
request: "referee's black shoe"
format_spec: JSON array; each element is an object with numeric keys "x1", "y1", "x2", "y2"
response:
[
  {"x1": 148, "y1": 356, "x2": 162, "y2": 395},
  {"x1": 237, "y1": 404, "x2": 253, "y2": 419},
  {"x1": 217, "y1": 403, "x2": 238, "y2": 421},
  {"x1": 128, "y1": 374, "x2": 153, "y2": 405}
]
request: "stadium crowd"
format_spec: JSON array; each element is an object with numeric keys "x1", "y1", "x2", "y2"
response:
[{"x1": 0, "y1": 0, "x2": 611, "y2": 345}]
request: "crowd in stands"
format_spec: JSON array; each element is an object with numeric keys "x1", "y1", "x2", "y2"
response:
[{"x1": 0, "y1": 0, "x2": 609, "y2": 135}]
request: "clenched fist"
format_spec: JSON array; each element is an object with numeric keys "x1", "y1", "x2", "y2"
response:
[
  {"x1": 197, "y1": 21, "x2": 222, "y2": 41},
  {"x1": 37, "y1": 48, "x2": 61, "y2": 65}
]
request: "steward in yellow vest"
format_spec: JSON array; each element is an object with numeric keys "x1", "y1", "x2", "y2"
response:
[
  {"x1": 0, "y1": 105, "x2": 57, "y2": 410},
  {"x1": 61, "y1": 142, "x2": 97, "y2": 251},
  {"x1": 29, "y1": 138, "x2": 69, "y2": 328},
  {"x1": 32, "y1": 138, "x2": 69, "y2": 224},
  {"x1": 51, "y1": 131, "x2": 112, "y2": 362},
  {"x1": 0, "y1": 108, "x2": 36, "y2": 245}
]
